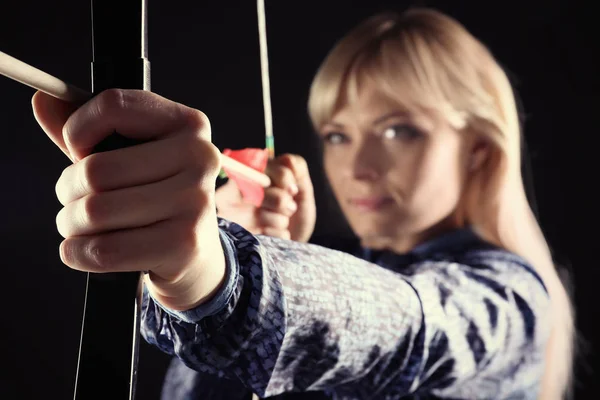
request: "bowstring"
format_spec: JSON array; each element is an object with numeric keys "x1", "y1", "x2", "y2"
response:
[
  {"x1": 254, "y1": 1, "x2": 271, "y2": 395},
  {"x1": 257, "y1": 0, "x2": 275, "y2": 159},
  {"x1": 217, "y1": 0, "x2": 273, "y2": 182}
]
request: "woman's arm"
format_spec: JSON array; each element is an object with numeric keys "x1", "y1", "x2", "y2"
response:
[{"x1": 142, "y1": 219, "x2": 551, "y2": 398}]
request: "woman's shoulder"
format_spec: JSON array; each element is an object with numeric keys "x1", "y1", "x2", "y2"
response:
[
  {"x1": 452, "y1": 240, "x2": 547, "y2": 292},
  {"x1": 397, "y1": 228, "x2": 548, "y2": 294}
]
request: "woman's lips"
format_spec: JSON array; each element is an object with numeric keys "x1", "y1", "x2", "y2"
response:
[{"x1": 348, "y1": 197, "x2": 394, "y2": 211}]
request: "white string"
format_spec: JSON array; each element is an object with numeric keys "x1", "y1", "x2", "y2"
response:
[
  {"x1": 255, "y1": 2, "x2": 271, "y2": 395},
  {"x1": 257, "y1": 0, "x2": 274, "y2": 159}
]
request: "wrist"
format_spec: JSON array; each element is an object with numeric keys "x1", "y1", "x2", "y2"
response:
[
  {"x1": 146, "y1": 223, "x2": 227, "y2": 312},
  {"x1": 146, "y1": 228, "x2": 239, "y2": 323}
]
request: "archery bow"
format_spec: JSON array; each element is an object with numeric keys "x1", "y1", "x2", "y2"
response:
[
  {"x1": 0, "y1": 1, "x2": 275, "y2": 398},
  {"x1": 76, "y1": 2, "x2": 274, "y2": 398},
  {"x1": 72, "y1": 1, "x2": 150, "y2": 399}
]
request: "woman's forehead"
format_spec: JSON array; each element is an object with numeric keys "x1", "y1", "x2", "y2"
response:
[
  {"x1": 328, "y1": 85, "x2": 437, "y2": 130},
  {"x1": 332, "y1": 85, "x2": 405, "y2": 120}
]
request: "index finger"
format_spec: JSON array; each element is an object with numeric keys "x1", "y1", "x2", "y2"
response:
[
  {"x1": 32, "y1": 91, "x2": 79, "y2": 161},
  {"x1": 265, "y1": 159, "x2": 298, "y2": 194},
  {"x1": 63, "y1": 89, "x2": 210, "y2": 160}
]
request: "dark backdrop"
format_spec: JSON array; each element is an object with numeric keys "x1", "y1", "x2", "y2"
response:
[{"x1": 0, "y1": 1, "x2": 597, "y2": 399}]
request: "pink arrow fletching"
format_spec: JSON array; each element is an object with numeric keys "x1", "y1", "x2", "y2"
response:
[{"x1": 222, "y1": 148, "x2": 269, "y2": 207}]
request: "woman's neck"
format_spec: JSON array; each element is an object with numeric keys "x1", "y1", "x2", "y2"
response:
[{"x1": 360, "y1": 215, "x2": 463, "y2": 254}]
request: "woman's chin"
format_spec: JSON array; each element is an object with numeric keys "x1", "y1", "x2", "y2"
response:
[
  {"x1": 353, "y1": 224, "x2": 405, "y2": 244},
  {"x1": 348, "y1": 212, "x2": 407, "y2": 235}
]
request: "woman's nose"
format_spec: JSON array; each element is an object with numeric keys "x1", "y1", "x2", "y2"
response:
[{"x1": 351, "y1": 138, "x2": 385, "y2": 181}]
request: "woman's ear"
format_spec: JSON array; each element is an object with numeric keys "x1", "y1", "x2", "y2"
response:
[{"x1": 469, "y1": 139, "x2": 490, "y2": 171}]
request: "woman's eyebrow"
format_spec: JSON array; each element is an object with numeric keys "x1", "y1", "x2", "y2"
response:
[
  {"x1": 371, "y1": 111, "x2": 410, "y2": 127},
  {"x1": 322, "y1": 111, "x2": 411, "y2": 131},
  {"x1": 321, "y1": 121, "x2": 345, "y2": 130}
]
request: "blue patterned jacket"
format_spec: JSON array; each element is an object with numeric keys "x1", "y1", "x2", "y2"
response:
[{"x1": 141, "y1": 219, "x2": 551, "y2": 399}]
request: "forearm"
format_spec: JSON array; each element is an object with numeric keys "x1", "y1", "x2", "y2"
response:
[{"x1": 142, "y1": 219, "x2": 424, "y2": 397}]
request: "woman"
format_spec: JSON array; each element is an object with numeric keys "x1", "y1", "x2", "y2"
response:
[
  {"x1": 32, "y1": 8, "x2": 573, "y2": 400},
  {"x1": 214, "y1": 9, "x2": 575, "y2": 399}
]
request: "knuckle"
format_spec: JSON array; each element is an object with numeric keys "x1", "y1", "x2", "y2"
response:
[
  {"x1": 203, "y1": 142, "x2": 222, "y2": 170},
  {"x1": 281, "y1": 168, "x2": 295, "y2": 184},
  {"x1": 55, "y1": 208, "x2": 69, "y2": 238},
  {"x1": 97, "y1": 88, "x2": 127, "y2": 115},
  {"x1": 296, "y1": 156, "x2": 309, "y2": 172},
  {"x1": 288, "y1": 153, "x2": 308, "y2": 172},
  {"x1": 82, "y1": 193, "x2": 107, "y2": 226},
  {"x1": 280, "y1": 153, "x2": 295, "y2": 162},
  {"x1": 55, "y1": 170, "x2": 68, "y2": 205},
  {"x1": 80, "y1": 154, "x2": 106, "y2": 192},
  {"x1": 271, "y1": 191, "x2": 287, "y2": 209},
  {"x1": 185, "y1": 109, "x2": 211, "y2": 139},
  {"x1": 184, "y1": 137, "x2": 222, "y2": 178},
  {"x1": 268, "y1": 166, "x2": 285, "y2": 184},
  {"x1": 61, "y1": 124, "x2": 73, "y2": 153}
]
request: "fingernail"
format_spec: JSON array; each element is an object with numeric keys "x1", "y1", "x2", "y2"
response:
[{"x1": 288, "y1": 184, "x2": 299, "y2": 195}]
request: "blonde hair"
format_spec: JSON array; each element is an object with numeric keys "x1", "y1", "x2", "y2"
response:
[{"x1": 308, "y1": 8, "x2": 574, "y2": 399}]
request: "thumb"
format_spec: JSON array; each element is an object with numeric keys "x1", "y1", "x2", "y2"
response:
[{"x1": 32, "y1": 91, "x2": 78, "y2": 161}]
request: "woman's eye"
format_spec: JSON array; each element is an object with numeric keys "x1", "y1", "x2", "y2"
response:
[
  {"x1": 322, "y1": 132, "x2": 349, "y2": 145},
  {"x1": 382, "y1": 124, "x2": 422, "y2": 140}
]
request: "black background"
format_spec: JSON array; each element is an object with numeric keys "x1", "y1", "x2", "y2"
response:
[{"x1": 0, "y1": 1, "x2": 597, "y2": 399}]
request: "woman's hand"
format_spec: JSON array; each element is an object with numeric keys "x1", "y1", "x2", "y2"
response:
[
  {"x1": 216, "y1": 154, "x2": 316, "y2": 242},
  {"x1": 32, "y1": 89, "x2": 226, "y2": 312}
]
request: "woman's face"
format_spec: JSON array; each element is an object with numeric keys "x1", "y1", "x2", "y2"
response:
[{"x1": 319, "y1": 82, "x2": 481, "y2": 252}]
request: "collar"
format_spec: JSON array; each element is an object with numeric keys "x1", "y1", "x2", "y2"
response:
[
  {"x1": 362, "y1": 226, "x2": 485, "y2": 267},
  {"x1": 411, "y1": 226, "x2": 481, "y2": 256}
]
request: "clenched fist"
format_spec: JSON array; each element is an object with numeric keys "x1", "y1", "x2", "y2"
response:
[
  {"x1": 32, "y1": 89, "x2": 227, "y2": 312},
  {"x1": 216, "y1": 154, "x2": 316, "y2": 242}
]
